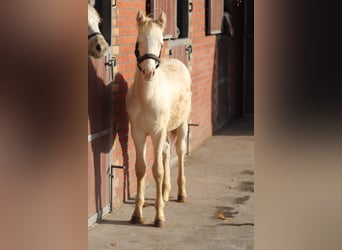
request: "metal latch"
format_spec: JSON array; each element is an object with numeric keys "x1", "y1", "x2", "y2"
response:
[
  {"x1": 185, "y1": 45, "x2": 193, "y2": 61},
  {"x1": 186, "y1": 123, "x2": 199, "y2": 155},
  {"x1": 105, "y1": 56, "x2": 117, "y2": 80}
]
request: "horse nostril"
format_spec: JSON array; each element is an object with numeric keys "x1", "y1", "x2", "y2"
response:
[
  {"x1": 142, "y1": 69, "x2": 145, "y2": 74},
  {"x1": 96, "y1": 44, "x2": 101, "y2": 52}
]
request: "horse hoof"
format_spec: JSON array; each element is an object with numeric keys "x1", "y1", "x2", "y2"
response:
[
  {"x1": 154, "y1": 219, "x2": 166, "y2": 228},
  {"x1": 130, "y1": 215, "x2": 145, "y2": 224},
  {"x1": 177, "y1": 195, "x2": 186, "y2": 202}
]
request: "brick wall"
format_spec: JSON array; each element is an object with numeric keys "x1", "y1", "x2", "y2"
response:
[{"x1": 190, "y1": 0, "x2": 217, "y2": 146}]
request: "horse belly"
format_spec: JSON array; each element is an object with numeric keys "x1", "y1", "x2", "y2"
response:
[
  {"x1": 168, "y1": 93, "x2": 191, "y2": 131},
  {"x1": 160, "y1": 60, "x2": 191, "y2": 131}
]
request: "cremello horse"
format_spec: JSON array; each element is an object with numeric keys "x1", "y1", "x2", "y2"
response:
[
  {"x1": 126, "y1": 10, "x2": 192, "y2": 228},
  {"x1": 88, "y1": 2, "x2": 108, "y2": 58}
]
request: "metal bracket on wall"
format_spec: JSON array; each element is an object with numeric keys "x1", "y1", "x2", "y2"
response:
[
  {"x1": 189, "y1": 2, "x2": 193, "y2": 12},
  {"x1": 186, "y1": 123, "x2": 199, "y2": 155},
  {"x1": 109, "y1": 165, "x2": 125, "y2": 179},
  {"x1": 88, "y1": 128, "x2": 111, "y2": 142},
  {"x1": 111, "y1": 165, "x2": 125, "y2": 170},
  {"x1": 109, "y1": 164, "x2": 125, "y2": 212}
]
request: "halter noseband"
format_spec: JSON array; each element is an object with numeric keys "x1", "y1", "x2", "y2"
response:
[
  {"x1": 135, "y1": 42, "x2": 161, "y2": 72},
  {"x1": 88, "y1": 32, "x2": 101, "y2": 40}
]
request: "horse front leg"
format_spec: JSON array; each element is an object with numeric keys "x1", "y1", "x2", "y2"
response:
[
  {"x1": 130, "y1": 130, "x2": 147, "y2": 224},
  {"x1": 151, "y1": 130, "x2": 167, "y2": 227},
  {"x1": 176, "y1": 122, "x2": 187, "y2": 202}
]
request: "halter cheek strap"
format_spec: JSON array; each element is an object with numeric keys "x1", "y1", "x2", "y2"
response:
[
  {"x1": 135, "y1": 42, "x2": 161, "y2": 72},
  {"x1": 88, "y1": 32, "x2": 101, "y2": 40}
]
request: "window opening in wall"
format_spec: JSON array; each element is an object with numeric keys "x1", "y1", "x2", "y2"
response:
[
  {"x1": 146, "y1": 0, "x2": 151, "y2": 15},
  {"x1": 94, "y1": 0, "x2": 112, "y2": 45},
  {"x1": 146, "y1": 0, "x2": 189, "y2": 40},
  {"x1": 176, "y1": 0, "x2": 189, "y2": 39}
]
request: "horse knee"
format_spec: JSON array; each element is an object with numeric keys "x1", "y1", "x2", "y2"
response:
[
  {"x1": 153, "y1": 163, "x2": 164, "y2": 181},
  {"x1": 163, "y1": 141, "x2": 170, "y2": 154},
  {"x1": 162, "y1": 141, "x2": 170, "y2": 159},
  {"x1": 135, "y1": 167, "x2": 146, "y2": 179},
  {"x1": 175, "y1": 140, "x2": 186, "y2": 155},
  {"x1": 153, "y1": 169, "x2": 164, "y2": 181}
]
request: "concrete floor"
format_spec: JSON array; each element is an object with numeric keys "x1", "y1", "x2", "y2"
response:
[{"x1": 88, "y1": 118, "x2": 254, "y2": 250}]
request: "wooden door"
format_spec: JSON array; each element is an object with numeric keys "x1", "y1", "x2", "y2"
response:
[
  {"x1": 243, "y1": 0, "x2": 254, "y2": 116},
  {"x1": 151, "y1": 0, "x2": 177, "y2": 39},
  {"x1": 207, "y1": 0, "x2": 224, "y2": 35},
  {"x1": 88, "y1": 0, "x2": 114, "y2": 225},
  {"x1": 88, "y1": 56, "x2": 112, "y2": 224},
  {"x1": 169, "y1": 43, "x2": 190, "y2": 67},
  {"x1": 215, "y1": 35, "x2": 230, "y2": 128}
]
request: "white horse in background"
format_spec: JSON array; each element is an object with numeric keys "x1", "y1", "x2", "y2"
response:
[
  {"x1": 126, "y1": 10, "x2": 192, "y2": 228},
  {"x1": 88, "y1": 1, "x2": 108, "y2": 58}
]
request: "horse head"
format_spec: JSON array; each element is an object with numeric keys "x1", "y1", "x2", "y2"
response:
[
  {"x1": 135, "y1": 10, "x2": 166, "y2": 81},
  {"x1": 88, "y1": 3, "x2": 108, "y2": 58}
]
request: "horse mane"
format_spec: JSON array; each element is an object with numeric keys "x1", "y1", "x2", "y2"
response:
[
  {"x1": 88, "y1": 4, "x2": 102, "y2": 23},
  {"x1": 137, "y1": 16, "x2": 156, "y2": 32}
]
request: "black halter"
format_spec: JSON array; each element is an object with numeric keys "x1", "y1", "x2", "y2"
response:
[
  {"x1": 135, "y1": 42, "x2": 161, "y2": 72},
  {"x1": 88, "y1": 32, "x2": 101, "y2": 40}
]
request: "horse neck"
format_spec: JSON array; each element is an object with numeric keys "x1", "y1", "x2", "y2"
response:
[{"x1": 135, "y1": 70, "x2": 159, "y2": 103}]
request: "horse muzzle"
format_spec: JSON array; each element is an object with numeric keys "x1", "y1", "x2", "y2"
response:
[
  {"x1": 88, "y1": 35, "x2": 109, "y2": 59},
  {"x1": 141, "y1": 62, "x2": 156, "y2": 81}
]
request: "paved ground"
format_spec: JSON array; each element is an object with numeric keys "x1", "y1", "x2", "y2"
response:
[{"x1": 88, "y1": 118, "x2": 254, "y2": 250}]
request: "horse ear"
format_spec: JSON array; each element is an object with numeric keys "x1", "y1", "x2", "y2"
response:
[
  {"x1": 156, "y1": 11, "x2": 166, "y2": 29},
  {"x1": 136, "y1": 10, "x2": 145, "y2": 25},
  {"x1": 88, "y1": 0, "x2": 95, "y2": 7}
]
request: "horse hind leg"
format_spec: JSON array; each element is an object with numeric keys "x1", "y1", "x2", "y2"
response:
[
  {"x1": 162, "y1": 137, "x2": 171, "y2": 203},
  {"x1": 175, "y1": 122, "x2": 187, "y2": 202}
]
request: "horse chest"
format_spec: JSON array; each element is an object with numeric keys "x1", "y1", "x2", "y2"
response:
[
  {"x1": 142, "y1": 113, "x2": 164, "y2": 128},
  {"x1": 128, "y1": 99, "x2": 170, "y2": 133}
]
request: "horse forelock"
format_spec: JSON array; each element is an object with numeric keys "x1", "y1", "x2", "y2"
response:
[{"x1": 137, "y1": 16, "x2": 162, "y2": 33}]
